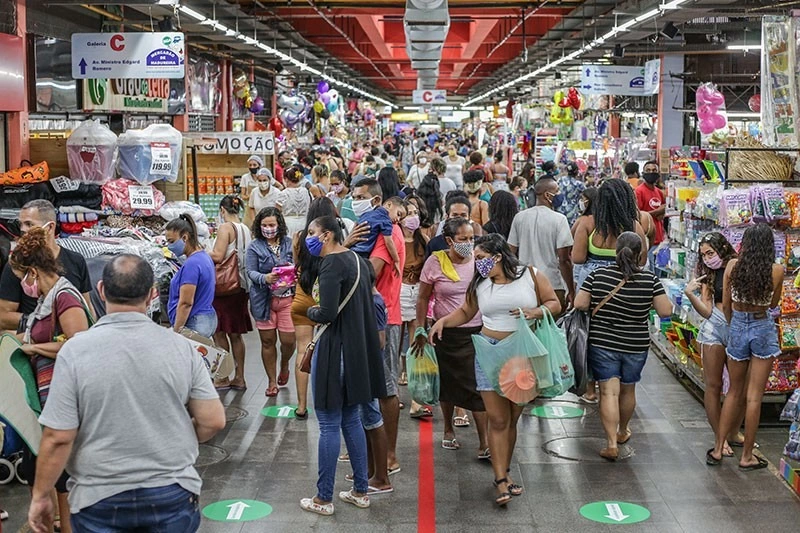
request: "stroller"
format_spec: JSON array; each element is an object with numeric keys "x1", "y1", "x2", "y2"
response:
[{"x1": 0, "y1": 416, "x2": 27, "y2": 485}]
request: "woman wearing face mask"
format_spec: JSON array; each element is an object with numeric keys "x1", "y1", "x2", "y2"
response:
[
  {"x1": 407, "y1": 152, "x2": 430, "y2": 189},
  {"x1": 12, "y1": 228, "x2": 91, "y2": 533},
  {"x1": 413, "y1": 218, "x2": 490, "y2": 459},
  {"x1": 277, "y1": 167, "x2": 313, "y2": 237},
  {"x1": 444, "y1": 144, "x2": 466, "y2": 189},
  {"x1": 683, "y1": 232, "x2": 746, "y2": 461},
  {"x1": 300, "y1": 216, "x2": 386, "y2": 516},
  {"x1": 246, "y1": 207, "x2": 296, "y2": 398},
  {"x1": 310, "y1": 164, "x2": 331, "y2": 199},
  {"x1": 165, "y1": 214, "x2": 217, "y2": 337},
  {"x1": 326, "y1": 170, "x2": 350, "y2": 212},
  {"x1": 428, "y1": 233, "x2": 561, "y2": 505},
  {"x1": 209, "y1": 195, "x2": 252, "y2": 390},
  {"x1": 463, "y1": 169, "x2": 489, "y2": 227},
  {"x1": 490, "y1": 151, "x2": 511, "y2": 192},
  {"x1": 248, "y1": 168, "x2": 280, "y2": 223},
  {"x1": 239, "y1": 155, "x2": 264, "y2": 207}
]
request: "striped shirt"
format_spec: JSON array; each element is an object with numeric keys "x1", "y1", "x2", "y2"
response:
[{"x1": 583, "y1": 265, "x2": 665, "y2": 353}]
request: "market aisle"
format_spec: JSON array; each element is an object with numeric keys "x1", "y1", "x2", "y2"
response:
[{"x1": 3, "y1": 331, "x2": 800, "y2": 532}]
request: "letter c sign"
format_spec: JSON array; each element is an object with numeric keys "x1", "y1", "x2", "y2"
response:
[
  {"x1": 422, "y1": 91, "x2": 433, "y2": 103},
  {"x1": 110, "y1": 34, "x2": 125, "y2": 52}
]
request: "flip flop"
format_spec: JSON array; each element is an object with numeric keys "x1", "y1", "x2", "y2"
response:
[
  {"x1": 441, "y1": 438, "x2": 460, "y2": 450},
  {"x1": 214, "y1": 384, "x2": 231, "y2": 392},
  {"x1": 367, "y1": 485, "x2": 394, "y2": 495},
  {"x1": 265, "y1": 386, "x2": 279, "y2": 397},
  {"x1": 738, "y1": 456, "x2": 768, "y2": 471},
  {"x1": 277, "y1": 370, "x2": 290, "y2": 386},
  {"x1": 410, "y1": 407, "x2": 433, "y2": 419},
  {"x1": 453, "y1": 415, "x2": 470, "y2": 427},
  {"x1": 295, "y1": 409, "x2": 309, "y2": 420},
  {"x1": 387, "y1": 465, "x2": 401, "y2": 476},
  {"x1": 230, "y1": 383, "x2": 247, "y2": 391},
  {"x1": 579, "y1": 394, "x2": 599, "y2": 405},
  {"x1": 706, "y1": 448, "x2": 722, "y2": 466},
  {"x1": 338, "y1": 454, "x2": 350, "y2": 463},
  {"x1": 730, "y1": 440, "x2": 759, "y2": 449},
  {"x1": 617, "y1": 430, "x2": 632, "y2": 445},
  {"x1": 477, "y1": 447, "x2": 491, "y2": 460}
]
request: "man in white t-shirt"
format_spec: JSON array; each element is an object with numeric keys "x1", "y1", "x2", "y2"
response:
[
  {"x1": 443, "y1": 144, "x2": 466, "y2": 189},
  {"x1": 507, "y1": 177, "x2": 574, "y2": 312}
]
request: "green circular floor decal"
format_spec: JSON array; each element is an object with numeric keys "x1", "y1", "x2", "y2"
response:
[
  {"x1": 261, "y1": 405, "x2": 311, "y2": 418},
  {"x1": 202, "y1": 499, "x2": 273, "y2": 522},
  {"x1": 580, "y1": 502, "x2": 650, "y2": 525},
  {"x1": 529, "y1": 405, "x2": 585, "y2": 418}
]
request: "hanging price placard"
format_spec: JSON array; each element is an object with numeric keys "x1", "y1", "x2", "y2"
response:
[
  {"x1": 128, "y1": 185, "x2": 156, "y2": 210},
  {"x1": 150, "y1": 142, "x2": 173, "y2": 175}
]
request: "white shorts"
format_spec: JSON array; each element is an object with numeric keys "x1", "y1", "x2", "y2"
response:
[{"x1": 400, "y1": 282, "x2": 419, "y2": 323}]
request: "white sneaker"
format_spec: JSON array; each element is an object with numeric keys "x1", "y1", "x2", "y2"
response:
[
  {"x1": 338, "y1": 489, "x2": 370, "y2": 508},
  {"x1": 0, "y1": 509, "x2": 8, "y2": 520},
  {"x1": 300, "y1": 497, "x2": 334, "y2": 516}
]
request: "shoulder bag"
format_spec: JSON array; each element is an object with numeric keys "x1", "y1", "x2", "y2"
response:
[
  {"x1": 214, "y1": 224, "x2": 241, "y2": 296},
  {"x1": 592, "y1": 277, "x2": 627, "y2": 317},
  {"x1": 299, "y1": 253, "x2": 361, "y2": 374}
]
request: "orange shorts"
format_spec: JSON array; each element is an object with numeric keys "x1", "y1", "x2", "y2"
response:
[{"x1": 255, "y1": 295, "x2": 295, "y2": 332}]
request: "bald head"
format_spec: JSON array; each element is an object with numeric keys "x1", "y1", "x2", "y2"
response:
[
  {"x1": 102, "y1": 254, "x2": 154, "y2": 306},
  {"x1": 534, "y1": 177, "x2": 558, "y2": 197}
]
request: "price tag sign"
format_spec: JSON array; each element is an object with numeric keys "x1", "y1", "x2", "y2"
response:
[
  {"x1": 128, "y1": 185, "x2": 155, "y2": 210},
  {"x1": 50, "y1": 176, "x2": 80, "y2": 193},
  {"x1": 150, "y1": 142, "x2": 173, "y2": 175}
]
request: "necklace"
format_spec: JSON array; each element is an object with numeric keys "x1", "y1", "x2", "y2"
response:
[{"x1": 269, "y1": 241, "x2": 280, "y2": 256}]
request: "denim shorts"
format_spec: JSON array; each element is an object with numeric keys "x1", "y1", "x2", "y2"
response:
[
  {"x1": 360, "y1": 399, "x2": 384, "y2": 431},
  {"x1": 697, "y1": 307, "x2": 729, "y2": 347},
  {"x1": 473, "y1": 333, "x2": 498, "y2": 392},
  {"x1": 588, "y1": 345, "x2": 648, "y2": 385},
  {"x1": 185, "y1": 312, "x2": 218, "y2": 338},
  {"x1": 726, "y1": 310, "x2": 781, "y2": 362}
]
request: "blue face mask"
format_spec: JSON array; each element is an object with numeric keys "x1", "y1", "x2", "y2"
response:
[
  {"x1": 550, "y1": 192, "x2": 566, "y2": 209},
  {"x1": 167, "y1": 238, "x2": 186, "y2": 257},
  {"x1": 305, "y1": 235, "x2": 324, "y2": 257}
]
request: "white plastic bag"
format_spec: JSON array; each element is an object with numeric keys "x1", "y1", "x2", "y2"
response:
[
  {"x1": 158, "y1": 201, "x2": 206, "y2": 222},
  {"x1": 66, "y1": 120, "x2": 118, "y2": 184},
  {"x1": 118, "y1": 124, "x2": 183, "y2": 184}
]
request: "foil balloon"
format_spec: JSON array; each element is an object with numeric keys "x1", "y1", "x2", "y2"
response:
[
  {"x1": 699, "y1": 119, "x2": 717, "y2": 135},
  {"x1": 320, "y1": 108, "x2": 331, "y2": 120},
  {"x1": 233, "y1": 70, "x2": 249, "y2": 99},
  {"x1": 710, "y1": 113, "x2": 727, "y2": 130},
  {"x1": 277, "y1": 94, "x2": 305, "y2": 114},
  {"x1": 268, "y1": 116, "x2": 283, "y2": 136},
  {"x1": 280, "y1": 108, "x2": 300, "y2": 127},
  {"x1": 540, "y1": 146, "x2": 556, "y2": 162},
  {"x1": 748, "y1": 94, "x2": 761, "y2": 113},
  {"x1": 320, "y1": 92, "x2": 331, "y2": 104},
  {"x1": 567, "y1": 87, "x2": 581, "y2": 110},
  {"x1": 317, "y1": 80, "x2": 330, "y2": 94},
  {"x1": 328, "y1": 89, "x2": 339, "y2": 102},
  {"x1": 313, "y1": 100, "x2": 324, "y2": 113},
  {"x1": 327, "y1": 100, "x2": 338, "y2": 113},
  {"x1": 250, "y1": 85, "x2": 258, "y2": 100},
  {"x1": 250, "y1": 97, "x2": 265, "y2": 114}
]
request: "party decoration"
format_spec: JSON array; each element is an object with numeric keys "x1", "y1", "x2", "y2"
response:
[
  {"x1": 320, "y1": 92, "x2": 331, "y2": 105},
  {"x1": 268, "y1": 116, "x2": 283, "y2": 136},
  {"x1": 317, "y1": 80, "x2": 330, "y2": 94},
  {"x1": 249, "y1": 96, "x2": 265, "y2": 114},
  {"x1": 278, "y1": 94, "x2": 305, "y2": 114},
  {"x1": 326, "y1": 100, "x2": 338, "y2": 113},
  {"x1": 695, "y1": 82, "x2": 728, "y2": 141},
  {"x1": 567, "y1": 87, "x2": 582, "y2": 110},
  {"x1": 550, "y1": 90, "x2": 574, "y2": 125},
  {"x1": 748, "y1": 94, "x2": 761, "y2": 113}
]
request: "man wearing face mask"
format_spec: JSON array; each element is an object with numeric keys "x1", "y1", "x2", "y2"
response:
[
  {"x1": 0, "y1": 200, "x2": 94, "y2": 332},
  {"x1": 634, "y1": 160, "x2": 666, "y2": 270},
  {"x1": 508, "y1": 177, "x2": 574, "y2": 313}
]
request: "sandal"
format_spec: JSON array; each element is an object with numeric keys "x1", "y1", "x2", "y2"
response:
[
  {"x1": 265, "y1": 385, "x2": 279, "y2": 397},
  {"x1": 338, "y1": 453, "x2": 350, "y2": 463},
  {"x1": 706, "y1": 448, "x2": 722, "y2": 466},
  {"x1": 277, "y1": 370, "x2": 290, "y2": 387},
  {"x1": 300, "y1": 497, "x2": 334, "y2": 516},
  {"x1": 600, "y1": 447, "x2": 619, "y2": 461},
  {"x1": 295, "y1": 408, "x2": 309, "y2": 420},
  {"x1": 388, "y1": 465, "x2": 402, "y2": 476},
  {"x1": 398, "y1": 371, "x2": 408, "y2": 386},
  {"x1": 739, "y1": 456, "x2": 769, "y2": 471},
  {"x1": 493, "y1": 478, "x2": 512, "y2": 506},
  {"x1": 506, "y1": 469, "x2": 523, "y2": 496},
  {"x1": 453, "y1": 415, "x2": 470, "y2": 427},
  {"x1": 477, "y1": 447, "x2": 491, "y2": 460},
  {"x1": 441, "y1": 438, "x2": 460, "y2": 450},
  {"x1": 730, "y1": 440, "x2": 759, "y2": 449},
  {"x1": 399, "y1": 402, "x2": 405, "y2": 410},
  {"x1": 617, "y1": 429, "x2": 632, "y2": 445},
  {"x1": 410, "y1": 407, "x2": 433, "y2": 419},
  {"x1": 579, "y1": 393, "x2": 599, "y2": 404}
]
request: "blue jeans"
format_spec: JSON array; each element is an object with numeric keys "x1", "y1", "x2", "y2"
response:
[
  {"x1": 360, "y1": 399, "x2": 384, "y2": 430},
  {"x1": 185, "y1": 312, "x2": 218, "y2": 338},
  {"x1": 727, "y1": 310, "x2": 781, "y2": 361},
  {"x1": 312, "y1": 348, "x2": 369, "y2": 502},
  {"x1": 574, "y1": 258, "x2": 615, "y2": 290},
  {"x1": 70, "y1": 483, "x2": 199, "y2": 532},
  {"x1": 588, "y1": 345, "x2": 648, "y2": 384}
]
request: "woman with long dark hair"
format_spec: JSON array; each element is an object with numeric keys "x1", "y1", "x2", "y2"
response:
[
  {"x1": 571, "y1": 180, "x2": 646, "y2": 290},
  {"x1": 416, "y1": 168, "x2": 443, "y2": 223},
  {"x1": 684, "y1": 232, "x2": 746, "y2": 461},
  {"x1": 708, "y1": 224, "x2": 783, "y2": 469},
  {"x1": 428, "y1": 233, "x2": 561, "y2": 505},
  {"x1": 378, "y1": 166, "x2": 402, "y2": 200},
  {"x1": 247, "y1": 207, "x2": 295, "y2": 397},
  {"x1": 483, "y1": 191, "x2": 518, "y2": 239},
  {"x1": 575, "y1": 232, "x2": 672, "y2": 460},
  {"x1": 405, "y1": 193, "x2": 436, "y2": 240}
]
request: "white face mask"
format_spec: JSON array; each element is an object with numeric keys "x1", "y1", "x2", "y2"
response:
[
  {"x1": 418, "y1": 157, "x2": 427, "y2": 165},
  {"x1": 578, "y1": 199, "x2": 587, "y2": 213},
  {"x1": 352, "y1": 198, "x2": 374, "y2": 217},
  {"x1": 258, "y1": 181, "x2": 270, "y2": 191}
]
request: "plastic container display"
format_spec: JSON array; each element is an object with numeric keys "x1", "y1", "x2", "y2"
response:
[
  {"x1": 66, "y1": 120, "x2": 118, "y2": 184},
  {"x1": 117, "y1": 124, "x2": 182, "y2": 184}
]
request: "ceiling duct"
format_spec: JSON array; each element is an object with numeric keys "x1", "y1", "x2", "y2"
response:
[{"x1": 404, "y1": 0, "x2": 450, "y2": 91}]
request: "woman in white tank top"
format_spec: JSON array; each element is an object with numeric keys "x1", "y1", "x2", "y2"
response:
[{"x1": 428, "y1": 234, "x2": 561, "y2": 506}]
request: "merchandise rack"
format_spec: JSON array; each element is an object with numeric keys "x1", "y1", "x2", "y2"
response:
[{"x1": 723, "y1": 146, "x2": 800, "y2": 186}]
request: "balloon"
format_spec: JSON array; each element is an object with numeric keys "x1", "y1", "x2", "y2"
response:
[
  {"x1": 697, "y1": 104, "x2": 716, "y2": 121},
  {"x1": 250, "y1": 86, "x2": 258, "y2": 100},
  {"x1": 233, "y1": 70, "x2": 249, "y2": 99},
  {"x1": 320, "y1": 109, "x2": 331, "y2": 120},
  {"x1": 327, "y1": 100, "x2": 338, "y2": 113},
  {"x1": 748, "y1": 122, "x2": 761, "y2": 137},
  {"x1": 328, "y1": 89, "x2": 339, "y2": 102},
  {"x1": 711, "y1": 113, "x2": 727, "y2": 130},
  {"x1": 748, "y1": 94, "x2": 761, "y2": 113},
  {"x1": 553, "y1": 90, "x2": 565, "y2": 104},
  {"x1": 541, "y1": 146, "x2": 556, "y2": 162},
  {"x1": 278, "y1": 94, "x2": 305, "y2": 114},
  {"x1": 280, "y1": 108, "x2": 300, "y2": 127},
  {"x1": 695, "y1": 84, "x2": 713, "y2": 105},
  {"x1": 567, "y1": 87, "x2": 581, "y2": 110},
  {"x1": 313, "y1": 100, "x2": 324, "y2": 113},
  {"x1": 699, "y1": 119, "x2": 717, "y2": 135},
  {"x1": 250, "y1": 97, "x2": 265, "y2": 114},
  {"x1": 268, "y1": 116, "x2": 283, "y2": 136},
  {"x1": 576, "y1": 158, "x2": 588, "y2": 174},
  {"x1": 320, "y1": 92, "x2": 331, "y2": 104},
  {"x1": 317, "y1": 80, "x2": 330, "y2": 94},
  {"x1": 707, "y1": 89, "x2": 725, "y2": 107}
]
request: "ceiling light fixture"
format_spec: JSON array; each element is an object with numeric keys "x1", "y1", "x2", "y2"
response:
[{"x1": 727, "y1": 44, "x2": 762, "y2": 51}]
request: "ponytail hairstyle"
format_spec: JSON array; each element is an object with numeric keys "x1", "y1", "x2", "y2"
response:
[
  {"x1": 220, "y1": 195, "x2": 243, "y2": 215},
  {"x1": 309, "y1": 216, "x2": 344, "y2": 245},
  {"x1": 615, "y1": 231, "x2": 643, "y2": 280},
  {"x1": 285, "y1": 166, "x2": 303, "y2": 183},
  {"x1": 165, "y1": 213, "x2": 199, "y2": 249},
  {"x1": 466, "y1": 233, "x2": 524, "y2": 306}
]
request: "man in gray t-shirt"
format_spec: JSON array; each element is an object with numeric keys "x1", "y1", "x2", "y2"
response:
[
  {"x1": 508, "y1": 177, "x2": 575, "y2": 312},
  {"x1": 28, "y1": 255, "x2": 225, "y2": 533}
]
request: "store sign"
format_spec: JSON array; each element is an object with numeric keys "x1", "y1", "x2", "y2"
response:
[
  {"x1": 581, "y1": 65, "x2": 647, "y2": 96},
  {"x1": 187, "y1": 132, "x2": 275, "y2": 155},
  {"x1": 72, "y1": 32, "x2": 185, "y2": 79},
  {"x1": 83, "y1": 78, "x2": 170, "y2": 113},
  {"x1": 128, "y1": 185, "x2": 156, "y2": 210},
  {"x1": 390, "y1": 112, "x2": 428, "y2": 121},
  {"x1": 644, "y1": 59, "x2": 661, "y2": 95},
  {"x1": 412, "y1": 89, "x2": 446, "y2": 104}
]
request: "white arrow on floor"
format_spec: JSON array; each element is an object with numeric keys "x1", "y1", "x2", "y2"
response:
[
  {"x1": 277, "y1": 406, "x2": 294, "y2": 417},
  {"x1": 550, "y1": 406, "x2": 566, "y2": 417},
  {"x1": 604, "y1": 503, "x2": 629, "y2": 522},
  {"x1": 226, "y1": 501, "x2": 250, "y2": 520}
]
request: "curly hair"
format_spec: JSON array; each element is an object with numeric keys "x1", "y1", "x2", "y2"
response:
[
  {"x1": 253, "y1": 207, "x2": 288, "y2": 243},
  {"x1": 595, "y1": 179, "x2": 638, "y2": 239},
  {"x1": 695, "y1": 232, "x2": 737, "y2": 291},
  {"x1": 730, "y1": 223, "x2": 775, "y2": 305},
  {"x1": 467, "y1": 233, "x2": 524, "y2": 307},
  {"x1": 10, "y1": 227, "x2": 61, "y2": 275},
  {"x1": 486, "y1": 191, "x2": 518, "y2": 238}
]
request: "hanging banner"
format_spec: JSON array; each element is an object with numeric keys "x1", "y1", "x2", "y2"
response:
[
  {"x1": 83, "y1": 78, "x2": 170, "y2": 113},
  {"x1": 72, "y1": 32, "x2": 185, "y2": 79},
  {"x1": 761, "y1": 16, "x2": 799, "y2": 148},
  {"x1": 580, "y1": 65, "x2": 646, "y2": 96},
  {"x1": 412, "y1": 89, "x2": 446, "y2": 104},
  {"x1": 185, "y1": 132, "x2": 275, "y2": 155},
  {"x1": 644, "y1": 59, "x2": 661, "y2": 95}
]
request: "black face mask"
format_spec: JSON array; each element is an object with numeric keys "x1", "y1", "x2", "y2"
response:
[
  {"x1": 249, "y1": 168, "x2": 258, "y2": 175},
  {"x1": 643, "y1": 172, "x2": 659, "y2": 184}
]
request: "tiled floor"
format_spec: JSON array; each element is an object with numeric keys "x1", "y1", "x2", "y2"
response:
[{"x1": 2, "y1": 331, "x2": 800, "y2": 532}]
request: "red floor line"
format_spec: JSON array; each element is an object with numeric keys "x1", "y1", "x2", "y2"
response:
[{"x1": 417, "y1": 419, "x2": 436, "y2": 533}]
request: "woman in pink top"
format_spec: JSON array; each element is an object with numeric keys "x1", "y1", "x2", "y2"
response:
[
  {"x1": 412, "y1": 217, "x2": 489, "y2": 458},
  {"x1": 348, "y1": 144, "x2": 367, "y2": 176}
]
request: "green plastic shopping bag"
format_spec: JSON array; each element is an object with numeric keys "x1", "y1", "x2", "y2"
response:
[
  {"x1": 535, "y1": 307, "x2": 575, "y2": 398},
  {"x1": 407, "y1": 327, "x2": 440, "y2": 405},
  {"x1": 472, "y1": 312, "x2": 551, "y2": 405}
]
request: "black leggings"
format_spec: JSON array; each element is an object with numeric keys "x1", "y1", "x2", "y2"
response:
[{"x1": 20, "y1": 445, "x2": 70, "y2": 493}]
